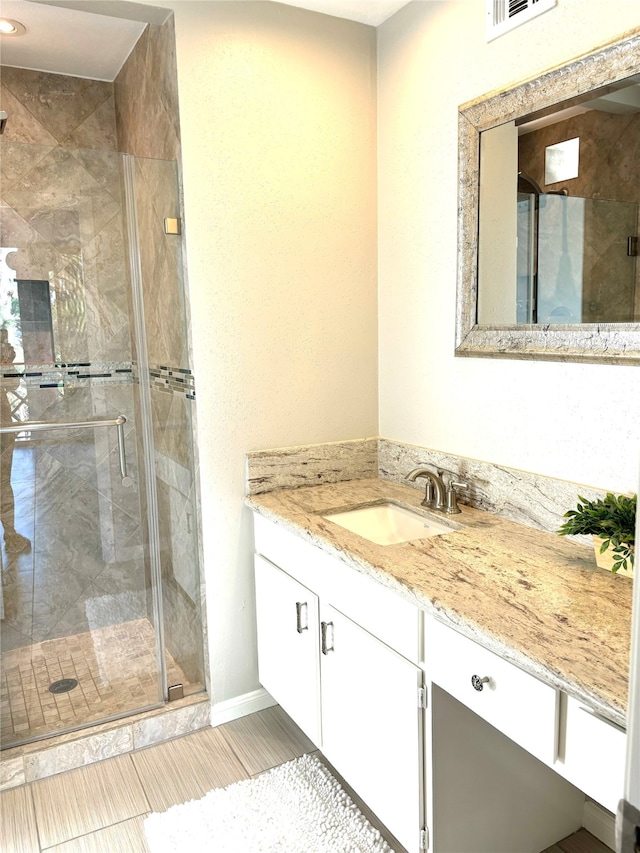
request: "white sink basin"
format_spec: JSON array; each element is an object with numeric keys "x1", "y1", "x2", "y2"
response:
[{"x1": 323, "y1": 502, "x2": 455, "y2": 546}]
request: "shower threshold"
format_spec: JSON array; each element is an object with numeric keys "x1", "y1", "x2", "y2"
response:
[
  {"x1": 0, "y1": 691, "x2": 209, "y2": 790},
  {"x1": 1, "y1": 618, "x2": 201, "y2": 750}
]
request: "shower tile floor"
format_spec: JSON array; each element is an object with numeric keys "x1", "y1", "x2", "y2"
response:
[{"x1": 1, "y1": 618, "x2": 195, "y2": 747}]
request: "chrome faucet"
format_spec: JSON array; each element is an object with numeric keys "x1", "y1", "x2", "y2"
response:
[
  {"x1": 406, "y1": 468, "x2": 446, "y2": 511},
  {"x1": 406, "y1": 467, "x2": 469, "y2": 514}
]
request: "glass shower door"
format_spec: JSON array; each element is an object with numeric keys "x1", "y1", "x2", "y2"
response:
[
  {"x1": 123, "y1": 153, "x2": 204, "y2": 703},
  {"x1": 0, "y1": 141, "x2": 164, "y2": 748},
  {"x1": 1, "y1": 141, "x2": 204, "y2": 750}
]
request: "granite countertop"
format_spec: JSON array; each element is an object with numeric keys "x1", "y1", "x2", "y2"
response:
[{"x1": 246, "y1": 478, "x2": 632, "y2": 727}]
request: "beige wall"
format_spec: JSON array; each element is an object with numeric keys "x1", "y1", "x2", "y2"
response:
[
  {"x1": 167, "y1": 1, "x2": 379, "y2": 704},
  {"x1": 378, "y1": 0, "x2": 640, "y2": 495}
]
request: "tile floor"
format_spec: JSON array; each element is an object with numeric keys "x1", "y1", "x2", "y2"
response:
[
  {"x1": 545, "y1": 832, "x2": 612, "y2": 853},
  {"x1": 0, "y1": 705, "x2": 612, "y2": 853},
  {"x1": 1, "y1": 619, "x2": 198, "y2": 748},
  {"x1": 0, "y1": 705, "x2": 315, "y2": 853}
]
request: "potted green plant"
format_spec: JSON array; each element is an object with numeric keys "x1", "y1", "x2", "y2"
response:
[{"x1": 558, "y1": 492, "x2": 636, "y2": 576}]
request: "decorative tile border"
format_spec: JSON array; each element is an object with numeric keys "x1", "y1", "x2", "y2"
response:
[
  {"x1": 1, "y1": 361, "x2": 196, "y2": 400},
  {"x1": 148, "y1": 364, "x2": 196, "y2": 400},
  {"x1": 1, "y1": 362, "x2": 133, "y2": 389}
]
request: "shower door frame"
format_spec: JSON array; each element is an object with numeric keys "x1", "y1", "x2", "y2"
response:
[{"x1": 122, "y1": 152, "x2": 168, "y2": 703}]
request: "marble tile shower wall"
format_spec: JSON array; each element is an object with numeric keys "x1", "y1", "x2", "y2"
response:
[
  {"x1": 114, "y1": 16, "x2": 181, "y2": 163},
  {"x1": 115, "y1": 16, "x2": 204, "y2": 686},
  {"x1": 0, "y1": 381, "x2": 146, "y2": 654},
  {"x1": 0, "y1": 69, "x2": 149, "y2": 652},
  {"x1": 0, "y1": 66, "x2": 130, "y2": 367}
]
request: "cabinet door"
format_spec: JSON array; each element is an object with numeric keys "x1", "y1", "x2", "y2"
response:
[
  {"x1": 254, "y1": 555, "x2": 321, "y2": 745},
  {"x1": 556, "y1": 694, "x2": 626, "y2": 813},
  {"x1": 320, "y1": 604, "x2": 424, "y2": 853}
]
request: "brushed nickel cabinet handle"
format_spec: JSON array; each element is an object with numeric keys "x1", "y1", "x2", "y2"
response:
[
  {"x1": 295, "y1": 601, "x2": 308, "y2": 634},
  {"x1": 578, "y1": 705, "x2": 626, "y2": 733},
  {"x1": 321, "y1": 621, "x2": 334, "y2": 655}
]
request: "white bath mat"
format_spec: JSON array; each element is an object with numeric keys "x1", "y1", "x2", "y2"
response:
[{"x1": 143, "y1": 752, "x2": 394, "y2": 853}]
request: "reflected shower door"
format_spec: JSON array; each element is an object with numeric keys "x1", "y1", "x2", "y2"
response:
[
  {"x1": 580, "y1": 197, "x2": 638, "y2": 323},
  {"x1": 536, "y1": 195, "x2": 638, "y2": 324},
  {"x1": 516, "y1": 192, "x2": 536, "y2": 323}
]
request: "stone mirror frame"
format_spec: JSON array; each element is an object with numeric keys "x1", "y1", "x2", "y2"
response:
[{"x1": 455, "y1": 29, "x2": 640, "y2": 365}]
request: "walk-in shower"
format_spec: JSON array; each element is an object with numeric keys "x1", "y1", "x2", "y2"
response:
[{"x1": 0, "y1": 48, "x2": 204, "y2": 750}]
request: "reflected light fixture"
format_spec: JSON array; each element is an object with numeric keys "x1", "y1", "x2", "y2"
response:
[{"x1": 0, "y1": 19, "x2": 26, "y2": 35}]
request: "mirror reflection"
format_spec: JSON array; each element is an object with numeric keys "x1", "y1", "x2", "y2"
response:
[{"x1": 477, "y1": 75, "x2": 640, "y2": 326}]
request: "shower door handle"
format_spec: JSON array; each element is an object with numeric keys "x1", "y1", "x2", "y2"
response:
[
  {"x1": 115, "y1": 419, "x2": 133, "y2": 487},
  {"x1": 0, "y1": 414, "x2": 133, "y2": 487}
]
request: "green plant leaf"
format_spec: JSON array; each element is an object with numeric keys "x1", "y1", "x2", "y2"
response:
[{"x1": 557, "y1": 493, "x2": 636, "y2": 568}]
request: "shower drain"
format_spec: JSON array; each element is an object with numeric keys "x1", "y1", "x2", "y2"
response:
[{"x1": 49, "y1": 678, "x2": 79, "y2": 694}]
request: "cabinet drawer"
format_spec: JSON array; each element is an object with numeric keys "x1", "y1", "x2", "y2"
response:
[
  {"x1": 425, "y1": 617, "x2": 558, "y2": 766},
  {"x1": 556, "y1": 694, "x2": 626, "y2": 813},
  {"x1": 253, "y1": 513, "x2": 420, "y2": 663}
]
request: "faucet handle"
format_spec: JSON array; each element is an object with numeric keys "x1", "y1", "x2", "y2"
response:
[{"x1": 446, "y1": 481, "x2": 468, "y2": 514}]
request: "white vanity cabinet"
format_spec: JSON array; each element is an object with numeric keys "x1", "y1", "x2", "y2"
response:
[
  {"x1": 252, "y1": 511, "x2": 625, "y2": 852},
  {"x1": 253, "y1": 514, "x2": 425, "y2": 853}
]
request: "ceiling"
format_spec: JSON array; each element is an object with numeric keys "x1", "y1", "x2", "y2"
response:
[
  {"x1": 0, "y1": 0, "x2": 412, "y2": 82},
  {"x1": 0, "y1": 1, "x2": 146, "y2": 81},
  {"x1": 270, "y1": 0, "x2": 411, "y2": 25}
]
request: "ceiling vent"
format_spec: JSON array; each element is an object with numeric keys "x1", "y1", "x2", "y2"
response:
[{"x1": 486, "y1": 0, "x2": 557, "y2": 42}]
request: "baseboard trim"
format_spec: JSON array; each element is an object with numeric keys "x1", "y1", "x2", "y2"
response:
[
  {"x1": 583, "y1": 799, "x2": 616, "y2": 850},
  {"x1": 210, "y1": 687, "x2": 276, "y2": 727}
]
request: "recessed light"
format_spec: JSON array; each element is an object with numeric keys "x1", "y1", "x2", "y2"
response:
[{"x1": 0, "y1": 19, "x2": 26, "y2": 36}]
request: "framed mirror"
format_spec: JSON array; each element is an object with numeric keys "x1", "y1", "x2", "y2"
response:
[{"x1": 455, "y1": 29, "x2": 640, "y2": 364}]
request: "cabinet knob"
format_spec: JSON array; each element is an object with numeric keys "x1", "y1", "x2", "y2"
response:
[
  {"x1": 471, "y1": 674, "x2": 490, "y2": 691},
  {"x1": 295, "y1": 601, "x2": 308, "y2": 633}
]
